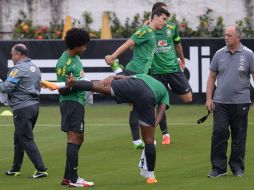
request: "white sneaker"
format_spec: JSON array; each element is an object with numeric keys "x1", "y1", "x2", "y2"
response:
[{"x1": 69, "y1": 177, "x2": 94, "y2": 187}]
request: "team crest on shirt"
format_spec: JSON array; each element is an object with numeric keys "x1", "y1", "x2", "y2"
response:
[
  {"x1": 66, "y1": 58, "x2": 72, "y2": 65},
  {"x1": 238, "y1": 56, "x2": 246, "y2": 71},
  {"x1": 30, "y1": 66, "x2": 36, "y2": 72},
  {"x1": 240, "y1": 56, "x2": 246, "y2": 64},
  {"x1": 158, "y1": 40, "x2": 168, "y2": 47},
  {"x1": 9, "y1": 69, "x2": 18, "y2": 77},
  {"x1": 166, "y1": 29, "x2": 171, "y2": 37}
]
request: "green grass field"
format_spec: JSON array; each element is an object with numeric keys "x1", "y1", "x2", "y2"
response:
[{"x1": 0, "y1": 104, "x2": 254, "y2": 190}]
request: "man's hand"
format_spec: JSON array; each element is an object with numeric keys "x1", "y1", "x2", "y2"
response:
[
  {"x1": 66, "y1": 74, "x2": 75, "y2": 87},
  {"x1": 105, "y1": 55, "x2": 115, "y2": 66},
  {"x1": 179, "y1": 59, "x2": 185, "y2": 70},
  {"x1": 101, "y1": 75, "x2": 115, "y2": 88},
  {"x1": 205, "y1": 99, "x2": 214, "y2": 112}
]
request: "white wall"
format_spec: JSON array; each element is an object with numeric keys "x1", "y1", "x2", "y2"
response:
[{"x1": 0, "y1": 0, "x2": 250, "y2": 38}]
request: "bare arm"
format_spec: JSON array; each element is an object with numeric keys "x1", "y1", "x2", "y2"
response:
[
  {"x1": 205, "y1": 71, "x2": 217, "y2": 112},
  {"x1": 101, "y1": 75, "x2": 132, "y2": 88},
  {"x1": 155, "y1": 104, "x2": 167, "y2": 127},
  {"x1": 174, "y1": 43, "x2": 185, "y2": 69},
  {"x1": 105, "y1": 39, "x2": 135, "y2": 65}
]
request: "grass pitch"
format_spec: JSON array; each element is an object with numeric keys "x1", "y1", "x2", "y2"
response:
[{"x1": 0, "y1": 104, "x2": 254, "y2": 190}]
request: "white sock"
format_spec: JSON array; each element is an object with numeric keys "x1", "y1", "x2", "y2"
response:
[
  {"x1": 55, "y1": 82, "x2": 66, "y2": 89},
  {"x1": 113, "y1": 68, "x2": 123, "y2": 74},
  {"x1": 133, "y1": 139, "x2": 142, "y2": 145},
  {"x1": 163, "y1": 134, "x2": 170, "y2": 138},
  {"x1": 147, "y1": 171, "x2": 155, "y2": 178}
]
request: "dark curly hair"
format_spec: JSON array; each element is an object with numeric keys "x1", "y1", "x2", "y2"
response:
[{"x1": 65, "y1": 28, "x2": 90, "y2": 50}]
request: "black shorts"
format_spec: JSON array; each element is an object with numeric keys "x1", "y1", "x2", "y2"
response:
[
  {"x1": 152, "y1": 72, "x2": 192, "y2": 95},
  {"x1": 60, "y1": 100, "x2": 85, "y2": 133},
  {"x1": 111, "y1": 78, "x2": 156, "y2": 126}
]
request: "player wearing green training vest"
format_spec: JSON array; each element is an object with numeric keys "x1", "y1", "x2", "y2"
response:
[
  {"x1": 105, "y1": 7, "x2": 170, "y2": 150},
  {"x1": 152, "y1": 21, "x2": 181, "y2": 74},
  {"x1": 124, "y1": 25, "x2": 156, "y2": 74},
  {"x1": 56, "y1": 51, "x2": 86, "y2": 105},
  {"x1": 148, "y1": 2, "x2": 193, "y2": 145},
  {"x1": 56, "y1": 28, "x2": 94, "y2": 188}
]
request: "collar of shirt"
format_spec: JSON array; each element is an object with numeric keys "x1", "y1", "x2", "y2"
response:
[
  {"x1": 225, "y1": 43, "x2": 243, "y2": 53},
  {"x1": 16, "y1": 58, "x2": 31, "y2": 65}
]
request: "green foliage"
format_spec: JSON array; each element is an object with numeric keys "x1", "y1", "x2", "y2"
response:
[
  {"x1": 12, "y1": 8, "x2": 254, "y2": 39},
  {"x1": 82, "y1": 11, "x2": 93, "y2": 31},
  {"x1": 236, "y1": 17, "x2": 254, "y2": 37},
  {"x1": 194, "y1": 8, "x2": 214, "y2": 37},
  {"x1": 12, "y1": 10, "x2": 36, "y2": 39},
  {"x1": 107, "y1": 11, "x2": 125, "y2": 38},
  {"x1": 211, "y1": 16, "x2": 225, "y2": 37},
  {"x1": 13, "y1": 10, "x2": 63, "y2": 40},
  {"x1": 178, "y1": 18, "x2": 194, "y2": 37}
]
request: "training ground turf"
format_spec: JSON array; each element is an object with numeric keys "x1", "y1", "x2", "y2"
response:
[{"x1": 0, "y1": 104, "x2": 254, "y2": 190}]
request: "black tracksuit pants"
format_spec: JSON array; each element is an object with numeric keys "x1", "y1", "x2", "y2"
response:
[
  {"x1": 211, "y1": 103, "x2": 249, "y2": 174},
  {"x1": 12, "y1": 104, "x2": 46, "y2": 172}
]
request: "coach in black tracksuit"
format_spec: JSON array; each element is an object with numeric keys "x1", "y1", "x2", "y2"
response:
[
  {"x1": 0, "y1": 44, "x2": 47, "y2": 178},
  {"x1": 206, "y1": 25, "x2": 254, "y2": 178}
]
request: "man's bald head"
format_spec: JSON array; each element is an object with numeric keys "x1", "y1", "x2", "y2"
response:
[
  {"x1": 225, "y1": 25, "x2": 241, "y2": 38},
  {"x1": 11, "y1": 44, "x2": 29, "y2": 64},
  {"x1": 12, "y1": 44, "x2": 28, "y2": 56}
]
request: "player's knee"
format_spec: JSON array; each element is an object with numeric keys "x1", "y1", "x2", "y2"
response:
[
  {"x1": 67, "y1": 131, "x2": 84, "y2": 144},
  {"x1": 181, "y1": 93, "x2": 192, "y2": 103},
  {"x1": 143, "y1": 137, "x2": 154, "y2": 144},
  {"x1": 79, "y1": 135, "x2": 84, "y2": 144}
]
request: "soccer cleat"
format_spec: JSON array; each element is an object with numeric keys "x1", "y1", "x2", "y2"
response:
[
  {"x1": 233, "y1": 170, "x2": 244, "y2": 177},
  {"x1": 40, "y1": 80, "x2": 59, "y2": 90},
  {"x1": 132, "y1": 142, "x2": 144, "y2": 150},
  {"x1": 111, "y1": 59, "x2": 124, "y2": 74},
  {"x1": 31, "y1": 170, "x2": 48, "y2": 178},
  {"x1": 146, "y1": 177, "x2": 158, "y2": 184},
  {"x1": 69, "y1": 177, "x2": 94, "y2": 187},
  {"x1": 207, "y1": 170, "x2": 227, "y2": 178},
  {"x1": 61, "y1": 178, "x2": 71, "y2": 185},
  {"x1": 162, "y1": 134, "x2": 170, "y2": 145},
  {"x1": 5, "y1": 169, "x2": 20, "y2": 176}
]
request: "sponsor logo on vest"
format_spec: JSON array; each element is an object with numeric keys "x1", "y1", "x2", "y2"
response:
[{"x1": 158, "y1": 40, "x2": 168, "y2": 47}]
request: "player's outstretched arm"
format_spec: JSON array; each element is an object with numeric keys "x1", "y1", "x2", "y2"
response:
[{"x1": 105, "y1": 39, "x2": 135, "y2": 65}]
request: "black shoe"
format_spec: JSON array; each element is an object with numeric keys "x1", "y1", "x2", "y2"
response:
[
  {"x1": 207, "y1": 170, "x2": 227, "y2": 178},
  {"x1": 5, "y1": 169, "x2": 21, "y2": 176},
  {"x1": 233, "y1": 170, "x2": 244, "y2": 177},
  {"x1": 31, "y1": 170, "x2": 48, "y2": 178}
]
